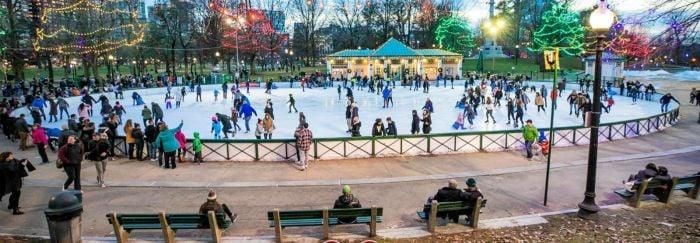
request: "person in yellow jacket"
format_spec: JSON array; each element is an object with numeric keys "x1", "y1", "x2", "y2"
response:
[
  {"x1": 124, "y1": 119, "x2": 135, "y2": 159},
  {"x1": 263, "y1": 113, "x2": 275, "y2": 139}
]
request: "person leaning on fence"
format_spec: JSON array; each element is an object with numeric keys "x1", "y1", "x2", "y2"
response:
[
  {"x1": 294, "y1": 122, "x2": 313, "y2": 171},
  {"x1": 333, "y1": 185, "x2": 363, "y2": 224},
  {"x1": 198, "y1": 189, "x2": 237, "y2": 226}
]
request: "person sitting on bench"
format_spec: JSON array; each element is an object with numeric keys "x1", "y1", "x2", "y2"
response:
[
  {"x1": 650, "y1": 166, "x2": 672, "y2": 198},
  {"x1": 333, "y1": 185, "x2": 362, "y2": 223},
  {"x1": 624, "y1": 163, "x2": 658, "y2": 192},
  {"x1": 432, "y1": 179, "x2": 464, "y2": 223},
  {"x1": 199, "y1": 189, "x2": 237, "y2": 224},
  {"x1": 461, "y1": 178, "x2": 483, "y2": 224}
]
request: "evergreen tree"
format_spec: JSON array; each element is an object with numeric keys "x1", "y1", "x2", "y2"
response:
[
  {"x1": 434, "y1": 17, "x2": 475, "y2": 54},
  {"x1": 530, "y1": 3, "x2": 585, "y2": 56}
]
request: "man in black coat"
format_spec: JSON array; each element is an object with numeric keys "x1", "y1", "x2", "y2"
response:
[
  {"x1": 216, "y1": 113, "x2": 234, "y2": 139},
  {"x1": 145, "y1": 119, "x2": 159, "y2": 161},
  {"x1": 0, "y1": 152, "x2": 28, "y2": 215},
  {"x1": 432, "y1": 179, "x2": 464, "y2": 222}
]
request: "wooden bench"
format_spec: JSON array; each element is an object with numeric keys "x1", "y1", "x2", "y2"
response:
[
  {"x1": 107, "y1": 208, "x2": 233, "y2": 243},
  {"x1": 267, "y1": 207, "x2": 382, "y2": 243},
  {"x1": 614, "y1": 175, "x2": 700, "y2": 207},
  {"x1": 416, "y1": 198, "x2": 486, "y2": 233}
]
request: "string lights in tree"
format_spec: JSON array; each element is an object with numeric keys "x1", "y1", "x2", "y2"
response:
[
  {"x1": 33, "y1": 0, "x2": 145, "y2": 55},
  {"x1": 208, "y1": 1, "x2": 288, "y2": 52},
  {"x1": 529, "y1": 3, "x2": 585, "y2": 56},
  {"x1": 610, "y1": 29, "x2": 652, "y2": 59},
  {"x1": 434, "y1": 16, "x2": 475, "y2": 54}
]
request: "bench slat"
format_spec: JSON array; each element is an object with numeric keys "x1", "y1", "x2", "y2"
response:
[
  {"x1": 675, "y1": 183, "x2": 694, "y2": 190},
  {"x1": 614, "y1": 189, "x2": 634, "y2": 197}
]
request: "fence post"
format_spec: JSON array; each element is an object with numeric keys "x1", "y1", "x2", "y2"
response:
[
  {"x1": 426, "y1": 135, "x2": 431, "y2": 154},
  {"x1": 314, "y1": 140, "x2": 318, "y2": 159},
  {"x1": 607, "y1": 124, "x2": 612, "y2": 140},
  {"x1": 479, "y1": 134, "x2": 483, "y2": 151},
  {"x1": 254, "y1": 141, "x2": 259, "y2": 161},
  {"x1": 371, "y1": 138, "x2": 376, "y2": 157}
]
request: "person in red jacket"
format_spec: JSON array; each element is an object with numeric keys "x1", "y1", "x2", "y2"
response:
[
  {"x1": 175, "y1": 130, "x2": 187, "y2": 162},
  {"x1": 31, "y1": 124, "x2": 49, "y2": 164}
]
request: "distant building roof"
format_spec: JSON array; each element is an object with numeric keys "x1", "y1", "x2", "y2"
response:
[{"x1": 327, "y1": 38, "x2": 461, "y2": 58}]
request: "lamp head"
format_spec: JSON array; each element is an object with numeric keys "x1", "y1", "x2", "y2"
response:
[{"x1": 589, "y1": 0, "x2": 615, "y2": 33}]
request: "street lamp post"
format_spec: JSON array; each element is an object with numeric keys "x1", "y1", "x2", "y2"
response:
[
  {"x1": 578, "y1": 0, "x2": 615, "y2": 219},
  {"x1": 108, "y1": 55, "x2": 115, "y2": 80},
  {"x1": 485, "y1": 19, "x2": 505, "y2": 72},
  {"x1": 515, "y1": 45, "x2": 520, "y2": 66}
]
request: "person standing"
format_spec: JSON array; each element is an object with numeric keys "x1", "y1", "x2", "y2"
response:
[
  {"x1": 145, "y1": 119, "x2": 158, "y2": 161},
  {"x1": 535, "y1": 92, "x2": 545, "y2": 113},
  {"x1": 192, "y1": 132, "x2": 203, "y2": 164},
  {"x1": 421, "y1": 109, "x2": 432, "y2": 134},
  {"x1": 175, "y1": 130, "x2": 187, "y2": 162},
  {"x1": 15, "y1": 114, "x2": 30, "y2": 150},
  {"x1": 154, "y1": 121, "x2": 184, "y2": 169},
  {"x1": 411, "y1": 110, "x2": 420, "y2": 134},
  {"x1": 132, "y1": 123, "x2": 145, "y2": 161},
  {"x1": 48, "y1": 97, "x2": 58, "y2": 123},
  {"x1": 141, "y1": 105, "x2": 151, "y2": 127},
  {"x1": 57, "y1": 97, "x2": 70, "y2": 120},
  {"x1": 87, "y1": 133, "x2": 110, "y2": 187},
  {"x1": 522, "y1": 120, "x2": 538, "y2": 160},
  {"x1": 514, "y1": 100, "x2": 525, "y2": 128},
  {"x1": 484, "y1": 97, "x2": 496, "y2": 123},
  {"x1": 294, "y1": 122, "x2": 313, "y2": 171},
  {"x1": 196, "y1": 84, "x2": 202, "y2": 102},
  {"x1": 0, "y1": 152, "x2": 28, "y2": 215},
  {"x1": 31, "y1": 124, "x2": 50, "y2": 164},
  {"x1": 240, "y1": 101, "x2": 257, "y2": 133},
  {"x1": 263, "y1": 113, "x2": 275, "y2": 139},
  {"x1": 151, "y1": 103, "x2": 164, "y2": 124},
  {"x1": 58, "y1": 135, "x2": 84, "y2": 190},
  {"x1": 345, "y1": 101, "x2": 352, "y2": 133},
  {"x1": 124, "y1": 120, "x2": 135, "y2": 159}
]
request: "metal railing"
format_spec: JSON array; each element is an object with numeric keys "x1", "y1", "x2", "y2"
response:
[{"x1": 112, "y1": 108, "x2": 680, "y2": 162}]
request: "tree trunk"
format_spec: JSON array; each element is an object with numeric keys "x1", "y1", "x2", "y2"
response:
[{"x1": 47, "y1": 53, "x2": 54, "y2": 81}]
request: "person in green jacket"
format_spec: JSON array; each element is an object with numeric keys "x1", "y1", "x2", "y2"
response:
[
  {"x1": 155, "y1": 121, "x2": 183, "y2": 169},
  {"x1": 192, "y1": 131, "x2": 203, "y2": 164},
  {"x1": 141, "y1": 105, "x2": 152, "y2": 126},
  {"x1": 522, "y1": 119, "x2": 538, "y2": 160}
]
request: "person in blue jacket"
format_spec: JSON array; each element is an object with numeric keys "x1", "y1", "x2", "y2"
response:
[
  {"x1": 31, "y1": 96, "x2": 47, "y2": 121},
  {"x1": 382, "y1": 87, "x2": 390, "y2": 108},
  {"x1": 239, "y1": 101, "x2": 257, "y2": 133},
  {"x1": 154, "y1": 120, "x2": 183, "y2": 169},
  {"x1": 211, "y1": 116, "x2": 222, "y2": 139},
  {"x1": 422, "y1": 98, "x2": 434, "y2": 113}
]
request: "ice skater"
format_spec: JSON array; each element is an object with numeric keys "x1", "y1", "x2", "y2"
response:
[
  {"x1": 287, "y1": 94, "x2": 298, "y2": 113},
  {"x1": 214, "y1": 89, "x2": 219, "y2": 101},
  {"x1": 211, "y1": 116, "x2": 222, "y2": 139},
  {"x1": 196, "y1": 84, "x2": 202, "y2": 102}
]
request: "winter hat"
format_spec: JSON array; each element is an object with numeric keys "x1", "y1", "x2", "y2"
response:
[
  {"x1": 212, "y1": 116, "x2": 218, "y2": 121},
  {"x1": 466, "y1": 178, "x2": 477, "y2": 187},
  {"x1": 342, "y1": 185, "x2": 351, "y2": 195},
  {"x1": 207, "y1": 189, "x2": 217, "y2": 201}
]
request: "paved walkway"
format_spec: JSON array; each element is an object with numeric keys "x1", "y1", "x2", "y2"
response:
[{"x1": 0, "y1": 87, "x2": 698, "y2": 240}]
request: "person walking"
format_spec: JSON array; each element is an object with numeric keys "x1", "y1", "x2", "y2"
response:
[
  {"x1": 154, "y1": 121, "x2": 184, "y2": 169},
  {"x1": 58, "y1": 135, "x2": 84, "y2": 190},
  {"x1": 0, "y1": 152, "x2": 28, "y2": 215},
  {"x1": 31, "y1": 124, "x2": 50, "y2": 164},
  {"x1": 87, "y1": 133, "x2": 110, "y2": 187},
  {"x1": 263, "y1": 113, "x2": 275, "y2": 139},
  {"x1": 57, "y1": 97, "x2": 70, "y2": 120},
  {"x1": 522, "y1": 119, "x2": 538, "y2": 160},
  {"x1": 119, "y1": 120, "x2": 132, "y2": 157},
  {"x1": 294, "y1": 122, "x2": 313, "y2": 171}
]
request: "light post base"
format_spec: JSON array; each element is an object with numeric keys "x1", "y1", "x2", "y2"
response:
[{"x1": 577, "y1": 192, "x2": 600, "y2": 220}]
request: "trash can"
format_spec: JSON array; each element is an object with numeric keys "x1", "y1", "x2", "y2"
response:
[{"x1": 45, "y1": 190, "x2": 83, "y2": 243}]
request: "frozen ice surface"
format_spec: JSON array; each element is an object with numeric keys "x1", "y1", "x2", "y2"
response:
[{"x1": 15, "y1": 79, "x2": 680, "y2": 139}]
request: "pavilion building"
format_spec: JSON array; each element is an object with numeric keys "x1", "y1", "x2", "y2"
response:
[{"x1": 326, "y1": 38, "x2": 463, "y2": 81}]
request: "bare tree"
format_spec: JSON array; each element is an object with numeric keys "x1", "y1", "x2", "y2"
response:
[
  {"x1": 332, "y1": 0, "x2": 363, "y2": 49},
  {"x1": 290, "y1": 0, "x2": 327, "y2": 66}
]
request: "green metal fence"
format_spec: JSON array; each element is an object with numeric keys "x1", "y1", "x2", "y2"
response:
[{"x1": 112, "y1": 108, "x2": 680, "y2": 162}]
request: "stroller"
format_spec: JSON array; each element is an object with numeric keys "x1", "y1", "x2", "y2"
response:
[{"x1": 44, "y1": 127, "x2": 61, "y2": 152}]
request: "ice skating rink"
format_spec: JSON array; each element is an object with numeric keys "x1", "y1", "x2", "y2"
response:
[{"x1": 16, "y1": 77, "x2": 681, "y2": 139}]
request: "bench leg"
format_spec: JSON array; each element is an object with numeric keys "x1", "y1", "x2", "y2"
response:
[
  {"x1": 109, "y1": 212, "x2": 130, "y2": 243},
  {"x1": 158, "y1": 212, "x2": 175, "y2": 243},
  {"x1": 661, "y1": 179, "x2": 679, "y2": 204},
  {"x1": 470, "y1": 198, "x2": 482, "y2": 229},
  {"x1": 691, "y1": 178, "x2": 700, "y2": 200},
  {"x1": 630, "y1": 180, "x2": 649, "y2": 208},
  {"x1": 370, "y1": 206, "x2": 377, "y2": 237},
  {"x1": 427, "y1": 200, "x2": 438, "y2": 233},
  {"x1": 273, "y1": 209, "x2": 283, "y2": 243},
  {"x1": 322, "y1": 208, "x2": 330, "y2": 240},
  {"x1": 208, "y1": 211, "x2": 222, "y2": 243}
]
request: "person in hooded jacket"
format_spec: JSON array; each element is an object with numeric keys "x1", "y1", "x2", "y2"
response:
[
  {"x1": 192, "y1": 132, "x2": 203, "y2": 164},
  {"x1": 211, "y1": 116, "x2": 222, "y2": 139},
  {"x1": 624, "y1": 163, "x2": 658, "y2": 192},
  {"x1": 262, "y1": 113, "x2": 275, "y2": 139},
  {"x1": 31, "y1": 124, "x2": 50, "y2": 164},
  {"x1": 333, "y1": 185, "x2": 362, "y2": 223},
  {"x1": 145, "y1": 119, "x2": 159, "y2": 161},
  {"x1": 141, "y1": 105, "x2": 151, "y2": 126},
  {"x1": 411, "y1": 110, "x2": 420, "y2": 134},
  {"x1": 154, "y1": 121, "x2": 184, "y2": 169},
  {"x1": 371, "y1": 118, "x2": 385, "y2": 137},
  {"x1": 151, "y1": 103, "x2": 164, "y2": 124},
  {"x1": 175, "y1": 130, "x2": 187, "y2": 162},
  {"x1": 385, "y1": 117, "x2": 397, "y2": 137}
]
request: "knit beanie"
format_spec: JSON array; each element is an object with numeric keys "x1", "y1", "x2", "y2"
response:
[
  {"x1": 466, "y1": 178, "x2": 477, "y2": 187},
  {"x1": 342, "y1": 185, "x2": 351, "y2": 195}
]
